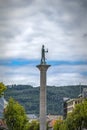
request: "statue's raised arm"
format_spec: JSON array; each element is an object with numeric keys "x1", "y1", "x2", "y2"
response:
[{"x1": 41, "y1": 45, "x2": 48, "y2": 64}]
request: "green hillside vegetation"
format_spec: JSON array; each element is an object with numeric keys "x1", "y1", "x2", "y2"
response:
[{"x1": 4, "y1": 85, "x2": 87, "y2": 115}]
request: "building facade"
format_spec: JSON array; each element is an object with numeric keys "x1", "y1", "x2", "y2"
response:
[
  {"x1": 63, "y1": 88, "x2": 87, "y2": 119},
  {"x1": 63, "y1": 97, "x2": 83, "y2": 119}
]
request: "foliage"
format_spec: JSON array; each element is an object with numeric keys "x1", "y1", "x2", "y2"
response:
[
  {"x1": 53, "y1": 99, "x2": 87, "y2": 130},
  {"x1": 53, "y1": 120, "x2": 63, "y2": 130},
  {"x1": 5, "y1": 85, "x2": 87, "y2": 115},
  {"x1": 0, "y1": 82, "x2": 6, "y2": 96},
  {"x1": 27, "y1": 121, "x2": 39, "y2": 130},
  {"x1": 59, "y1": 121, "x2": 68, "y2": 130},
  {"x1": 71, "y1": 99, "x2": 87, "y2": 129},
  {"x1": 4, "y1": 98, "x2": 28, "y2": 130},
  {"x1": 54, "y1": 122, "x2": 60, "y2": 130},
  {"x1": 63, "y1": 99, "x2": 87, "y2": 130}
]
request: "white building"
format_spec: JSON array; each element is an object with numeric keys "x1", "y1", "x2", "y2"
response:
[
  {"x1": 66, "y1": 97, "x2": 83, "y2": 114},
  {"x1": 0, "y1": 96, "x2": 7, "y2": 119}
]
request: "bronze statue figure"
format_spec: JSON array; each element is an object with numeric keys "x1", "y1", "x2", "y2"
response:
[{"x1": 41, "y1": 45, "x2": 48, "y2": 64}]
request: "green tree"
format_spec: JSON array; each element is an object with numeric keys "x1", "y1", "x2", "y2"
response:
[
  {"x1": 4, "y1": 98, "x2": 28, "y2": 130},
  {"x1": 66, "y1": 113, "x2": 76, "y2": 130},
  {"x1": 72, "y1": 99, "x2": 87, "y2": 129},
  {"x1": 54, "y1": 99, "x2": 87, "y2": 130},
  {"x1": 64, "y1": 99, "x2": 87, "y2": 130},
  {"x1": 27, "y1": 120, "x2": 39, "y2": 130},
  {"x1": 0, "y1": 82, "x2": 6, "y2": 96},
  {"x1": 59, "y1": 121, "x2": 68, "y2": 130},
  {"x1": 53, "y1": 120, "x2": 62, "y2": 130}
]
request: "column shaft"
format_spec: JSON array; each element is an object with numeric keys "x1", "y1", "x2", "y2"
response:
[
  {"x1": 40, "y1": 69, "x2": 46, "y2": 130},
  {"x1": 37, "y1": 65, "x2": 50, "y2": 130}
]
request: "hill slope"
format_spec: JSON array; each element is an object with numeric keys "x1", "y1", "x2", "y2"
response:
[{"x1": 4, "y1": 85, "x2": 87, "y2": 115}]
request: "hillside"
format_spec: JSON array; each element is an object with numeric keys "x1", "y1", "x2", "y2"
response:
[{"x1": 4, "y1": 85, "x2": 87, "y2": 115}]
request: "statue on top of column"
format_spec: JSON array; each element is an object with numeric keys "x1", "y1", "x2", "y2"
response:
[{"x1": 41, "y1": 45, "x2": 48, "y2": 64}]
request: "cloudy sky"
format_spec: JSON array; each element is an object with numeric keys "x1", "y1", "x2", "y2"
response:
[{"x1": 0, "y1": 0, "x2": 87, "y2": 86}]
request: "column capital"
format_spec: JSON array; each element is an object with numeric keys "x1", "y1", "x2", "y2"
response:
[{"x1": 36, "y1": 64, "x2": 51, "y2": 71}]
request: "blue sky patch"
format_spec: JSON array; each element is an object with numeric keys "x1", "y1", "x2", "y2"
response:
[{"x1": 0, "y1": 59, "x2": 87, "y2": 67}]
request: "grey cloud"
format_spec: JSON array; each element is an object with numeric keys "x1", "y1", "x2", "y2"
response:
[
  {"x1": 0, "y1": 0, "x2": 34, "y2": 8},
  {"x1": 83, "y1": 33, "x2": 87, "y2": 38},
  {"x1": 0, "y1": 0, "x2": 87, "y2": 85},
  {"x1": 0, "y1": 64, "x2": 87, "y2": 86}
]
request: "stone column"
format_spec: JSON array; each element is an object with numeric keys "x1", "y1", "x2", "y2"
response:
[{"x1": 36, "y1": 64, "x2": 50, "y2": 130}]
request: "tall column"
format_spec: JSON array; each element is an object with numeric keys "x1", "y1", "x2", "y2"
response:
[{"x1": 36, "y1": 64, "x2": 50, "y2": 130}]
